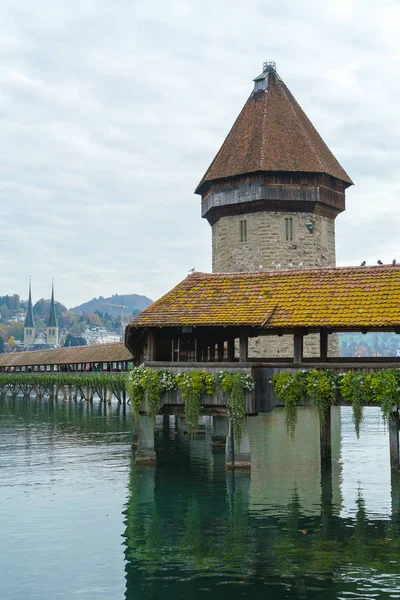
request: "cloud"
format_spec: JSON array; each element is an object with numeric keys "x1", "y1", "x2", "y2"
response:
[{"x1": 0, "y1": 0, "x2": 398, "y2": 306}]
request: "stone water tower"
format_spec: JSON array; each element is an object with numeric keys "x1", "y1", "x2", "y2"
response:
[{"x1": 195, "y1": 62, "x2": 353, "y2": 356}]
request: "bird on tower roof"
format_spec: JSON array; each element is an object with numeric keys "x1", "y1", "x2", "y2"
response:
[
  {"x1": 47, "y1": 281, "x2": 58, "y2": 328},
  {"x1": 24, "y1": 279, "x2": 35, "y2": 328},
  {"x1": 195, "y1": 61, "x2": 353, "y2": 195}
]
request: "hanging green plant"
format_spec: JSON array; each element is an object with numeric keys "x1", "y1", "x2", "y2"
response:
[
  {"x1": 217, "y1": 371, "x2": 254, "y2": 444},
  {"x1": 340, "y1": 371, "x2": 365, "y2": 438},
  {"x1": 271, "y1": 371, "x2": 308, "y2": 437},
  {"x1": 126, "y1": 367, "x2": 146, "y2": 416},
  {"x1": 126, "y1": 367, "x2": 177, "y2": 421},
  {"x1": 142, "y1": 369, "x2": 164, "y2": 423},
  {"x1": 368, "y1": 370, "x2": 400, "y2": 425},
  {"x1": 176, "y1": 370, "x2": 216, "y2": 437},
  {"x1": 306, "y1": 370, "x2": 339, "y2": 431}
]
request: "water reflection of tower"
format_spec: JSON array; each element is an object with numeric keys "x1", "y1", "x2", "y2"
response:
[{"x1": 248, "y1": 407, "x2": 342, "y2": 516}]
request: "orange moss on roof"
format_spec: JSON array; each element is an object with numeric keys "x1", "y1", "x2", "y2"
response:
[{"x1": 130, "y1": 266, "x2": 400, "y2": 329}]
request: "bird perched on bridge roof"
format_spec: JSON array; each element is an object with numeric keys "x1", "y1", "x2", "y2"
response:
[
  {"x1": 377, "y1": 260, "x2": 383, "y2": 265},
  {"x1": 188, "y1": 267, "x2": 195, "y2": 274},
  {"x1": 392, "y1": 259, "x2": 397, "y2": 266},
  {"x1": 360, "y1": 260, "x2": 366, "y2": 266}
]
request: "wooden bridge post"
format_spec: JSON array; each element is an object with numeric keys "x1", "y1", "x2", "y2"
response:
[
  {"x1": 293, "y1": 330, "x2": 304, "y2": 363},
  {"x1": 146, "y1": 330, "x2": 156, "y2": 361},
  {"x1": 239, "y1": 330, "x2": 248, "y2": 362},
  {"x1": 320, "y1": 406, "x2": 332, "y2": 465},
  {"x1": 391, "y1": 470, "x2": 400, "y2": 519},
  {"x1": 135, "y1": 415, "x2": 156, "y2": 465},
  {"x1": 320, "y1": 328, "x2": 328, "y2": 361},
  {"x1": 389, "y1": 410, "x2": 400, "y2": 471},
  {"x1": 226, "y1": 418, "x2": 251, "y2": 469},
  {"x1": 227, "y1": 338, "x2": 235, "y2": 361},
  {"x1": 195, "y1": 339, "x2": 202, "y2": 362},
  {"x1": 211, "y1": 415, "x2": 228, "y2": 449}
]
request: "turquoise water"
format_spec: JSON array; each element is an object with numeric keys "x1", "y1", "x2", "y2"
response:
[{"x1": 1, "y1": 397, "x2": 399, "y2": 599}]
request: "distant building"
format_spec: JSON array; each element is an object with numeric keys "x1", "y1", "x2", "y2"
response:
[
  {"x1": 23, "y1": 281, "x2": 36, "y2": 348},
  {"x1": 23, "y1": 281, "x2": 59, "y2": 349},
  {"x1": 46, "y1": 283, "x2": 59, "y2": 347}
]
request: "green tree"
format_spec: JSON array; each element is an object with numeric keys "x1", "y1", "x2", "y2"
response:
[
  {"x1": 7, "y1": 336, "x2": 16, "y2": 349},
  {"x1": 8, "y1": 322, "x2": 24, "y2": 341},
  {"x1": 0, "y1": 304, "x2": 9, "y2": 320},
  {"x1": 64, "y1": 334, "x2": 87, "y2": 347}
]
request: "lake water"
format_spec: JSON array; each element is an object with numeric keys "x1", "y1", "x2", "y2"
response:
[{"x1": 1, "y1": 396, "x2": 399, "y2": 600}]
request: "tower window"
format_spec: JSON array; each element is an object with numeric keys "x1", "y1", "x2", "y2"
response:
[
  {"x1": 285, "y1": 218, "x2": 293, "y2": 241},
  {"x1": 240, "y1": 220, "x2": 247, "y2": 242}
]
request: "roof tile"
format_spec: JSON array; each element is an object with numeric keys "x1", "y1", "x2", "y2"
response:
[
  {"x1": 129, "y1": 267, "x2": 400, "y2": 330},
  {"x1": 196, "y1": 70, "x2": 352, "y2": 193}
]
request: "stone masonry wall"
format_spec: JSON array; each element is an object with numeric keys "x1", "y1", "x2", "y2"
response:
[
  {"x1": 212, "y1": 210, "x2": 335, "y2": 272},
  {"x1": 212, "y1": 210, "x2": 338, "y2": 358}
]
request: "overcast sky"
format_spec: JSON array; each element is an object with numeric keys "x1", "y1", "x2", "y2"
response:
[{"x1": 0, "y1": 0, "x2": 399, "y2": 308}]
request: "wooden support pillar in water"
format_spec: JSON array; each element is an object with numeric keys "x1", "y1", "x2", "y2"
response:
[
  {"x1": 389, "y1": 410, "x2": 400, "y2": 471},
  {"x1": 391, "y1": 470, "x2": 400, "y2": 519},
  {"x1": 320, "y1": 451, "x2": 333, "y2": 537},
  {"x1": 211, "y1": 415, "x2": 228, "y2": 449},
  {"x1": 320, "y1": 405, "x2": 332, "y2": 465},
  {"x1": 226, "y1": 418, "x2": 251, "y2": 470},
  {"x1": 135, "y1": 415, "x2": 156, "y2": 465},
  {"x1": 195, "y1": 416, "x2": 206, "y2": 436}
]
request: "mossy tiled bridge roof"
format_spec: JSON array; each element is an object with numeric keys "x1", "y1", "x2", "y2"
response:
[
  {"x1": 0, "y1": 342, "x2": 133, "y2": 369},
  {"x1": 128, "y1": 266, "x2": 400, "y2": 332}
]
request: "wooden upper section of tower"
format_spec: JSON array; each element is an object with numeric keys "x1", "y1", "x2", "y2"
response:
[{"x1": 196, "y1": 62, "x2": 353, "y2": 224}]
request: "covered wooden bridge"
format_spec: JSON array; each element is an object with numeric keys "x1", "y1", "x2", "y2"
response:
[
  {"x1": 125, "y1": 265, "x2": 400, "y2": 366},
  {"x1": 0, "y1": 342, "x2": 133, "y2": 372}
]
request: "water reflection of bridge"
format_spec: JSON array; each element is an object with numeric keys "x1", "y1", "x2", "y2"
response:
[
  {"x1": 1, "y1": 342, "x2": 399, "y2": 476},
  {"x1": 123, "y1": 409, "x2": 400, "y2": 599}
]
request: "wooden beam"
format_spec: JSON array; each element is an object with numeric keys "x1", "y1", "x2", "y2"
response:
[
  {"x1": 146, "y1": 330, "x2": 156, "y2": 361},
  {"x1": 239, "y1": 330, "x2": 248, "y2": 362},
  {"x1": 217, "y1": 341, "x2": 224, "y2": 361},
  {"x1": 320, "y1": 328, "x2": 328, "y2": 360},
  {"x1": 293, "y1": 330, "x2": 304, "y2": 363},
  {"x1": 227, "y1": 338, "x2": 235, "y2": 361},
  {"x1": 195, "y1": 339, "x2": 202, "y2": 362}
]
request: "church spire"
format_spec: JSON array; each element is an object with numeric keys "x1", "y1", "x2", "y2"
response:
[
  {"x1": 24, "y1": 278, "x2": 35, "y2": 328},
  {"x1": 47, "y1": 280, "x2": 58, "y2": 328}
]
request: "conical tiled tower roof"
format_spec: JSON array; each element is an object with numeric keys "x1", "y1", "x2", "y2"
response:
[
  {"x1": 47, "y1": 283, "x2": 58, "y2": 328},
  {"x1": 196, "y1": 64, "x2": 352, "y2": 194},
  {"x1": 24, "y1": 280, "x2": 35, "y2": 328}
]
